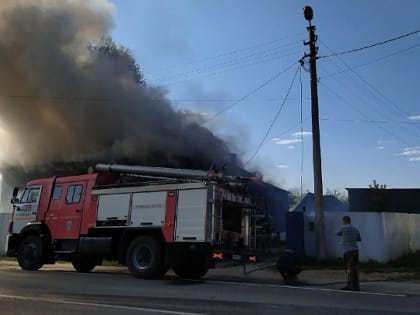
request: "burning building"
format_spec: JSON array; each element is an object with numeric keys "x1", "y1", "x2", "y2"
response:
[
  {"x1": 0, "y1": 0, "x2": 289, "y2": 239},
  {"x1": 0, "y1": 0, "x2": 234, "y2": 202}
]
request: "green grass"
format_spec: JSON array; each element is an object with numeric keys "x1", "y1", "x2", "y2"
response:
[
  {"x1": 361, "y1": 252, "x2": 420, "y2": 273},
  {"x1": 101, "y1": 260, "x2": 123, "y2": 267},
  {"x1": 0, "y1": 256, "x2": 16, "y2": 261},
  {"x1": 383, "y1": 251, "x2": 420, "y2": 269},
  {"x1": 395, "y1": 272, "x2": 420, "y2": 281},
  {"x1": 0, "y1": 256, "x2": 124, "y2": 266},
  {"x1": 303, "y1": 251, "x2": 420, "y2": 274},
  {"x1": 0, "y1": 256, "x2": 125, "y2": 270}
]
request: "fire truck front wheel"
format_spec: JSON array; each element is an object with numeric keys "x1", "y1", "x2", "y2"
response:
[
  {"x1": 17, "y1": 234, "x2": 44, "y2": 271},
  {"x1": 126, "y1": 236, "x2": 164, "y2": 279}
]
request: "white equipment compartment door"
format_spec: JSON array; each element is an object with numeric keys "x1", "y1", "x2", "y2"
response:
[
  {"x1": 97, "y1": 194, "x2": 130, "y2": 221},
  {"x1": 131, "y1": 191, "x2": 166, "y2": 227},
  {"x1": 175, "y1": 189, "x2": 207, "y2": 242}
]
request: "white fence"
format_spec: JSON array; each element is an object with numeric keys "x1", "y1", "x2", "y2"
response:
[{"x1": 303, "y1": 211, "x2": 420, "y2": 263}]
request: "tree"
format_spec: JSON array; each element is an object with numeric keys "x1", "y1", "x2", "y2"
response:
[
  {"x1": 88, "y1": 36, "x2": 145, "y2": 85},
  {"x1": 325, "y1": 188, "x2": 348, "y2": 206},
  {"x1": 369, "y1": 179, "x2": 386, "y2": 189},
  {"x1": 288, "y1": 187, "x2": 305, "y2": 211}
]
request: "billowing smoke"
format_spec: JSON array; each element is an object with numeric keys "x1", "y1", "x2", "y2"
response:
[{"x1": 0, "y1": 0, "x2": 236, "y2": 172}]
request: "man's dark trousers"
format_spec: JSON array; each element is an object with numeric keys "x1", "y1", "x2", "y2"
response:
[{"x1": 343, "y1": 250, "x2": 360, "y2": 291}]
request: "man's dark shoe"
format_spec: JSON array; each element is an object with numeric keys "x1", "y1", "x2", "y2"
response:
[{"x1": 341, "y1": 286, "x2": 350, "y2": 290}]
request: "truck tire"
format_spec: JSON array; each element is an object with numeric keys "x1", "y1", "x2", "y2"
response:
[
  {"x1": 17, "y1": 235, "x2": 44, "y2": 271},
  {"x1": 72, "y1": 256, "x2": 97, "y2": 273},
  {"x1": 126, "y1": 236, "x2": 164, "y2": 279}
]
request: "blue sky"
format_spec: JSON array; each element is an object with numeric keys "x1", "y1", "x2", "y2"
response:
[{"x1": 107, "y1": 0, "x2": 420, "y2": 192}]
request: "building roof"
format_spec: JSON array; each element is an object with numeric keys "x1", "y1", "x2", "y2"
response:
[{"x1": 292, "y1": 192, "x2": 348, "y2": 213}]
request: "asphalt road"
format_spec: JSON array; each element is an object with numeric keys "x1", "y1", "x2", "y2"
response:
[{"x1": 0, "y1": 268, "x2": 419, "y2": 315}]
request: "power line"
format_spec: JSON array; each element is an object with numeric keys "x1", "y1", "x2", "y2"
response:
[
  {"x1": 245, "y1": 64, "x2": 300, "y2": 164},
  {"x1": 148, "y1": 41, "x2": 301, "y2": 83},
  {"x1": 203, "y1": 61, "x2": 297, "y2": 124},
  {"x1": 320, "y1": 117, "x2": 420, "y2": 125},
  {"x1": 319, "y1": 42, "x2": 420, "y2": 79},
  {"x1": 142, "y1": 33, "x2": 305, "y2": 77},
  {"x1": 318, "y1": 28, "x2": 420, "y2": 59},
  {"x1": 150, "y1": 48, "x2": 301, "y2": 86},
  {"x1": 171, "y1": 97, "x2": 310, "y2": 103},
  {"x1": 319, "y1": 81, "x2": 412, "y2": 146},
  {"x1": 319, "y1": 40, "x2": 420, "y2": 140},
  {"x1": 319, "y1": 40, "x2": 410, "y2": 117}
]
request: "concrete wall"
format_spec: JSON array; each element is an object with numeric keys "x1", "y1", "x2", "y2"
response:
[
  {"x1": 0, "y1": 212, "x2": 10, "y2": 255},
  {"x1": 303, "y1": 211, "x2": 420, "y2": 263}
]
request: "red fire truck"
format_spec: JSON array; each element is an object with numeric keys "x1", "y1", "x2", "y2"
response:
[{"x1": 7, "y1": 164, "x2": 257, "y2": 279}]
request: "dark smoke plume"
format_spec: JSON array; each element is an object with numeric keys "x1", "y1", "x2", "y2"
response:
[{"x1": 0, "y1": 0, "x2": 236, "y2": 172}]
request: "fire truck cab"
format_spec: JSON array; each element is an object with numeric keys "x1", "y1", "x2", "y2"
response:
[{"x1": 7, "y1": 164, "x2": 258, "y2": 279}]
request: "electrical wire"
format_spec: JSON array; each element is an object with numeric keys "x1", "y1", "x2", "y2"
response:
[
  {"x1": 143, "y1": 33, "x2": 305, "y2": 77},
  {"x1": 320, "y1": 117, "x2": 420, "y2": 125},
  {"x1": 318, "y1": 28, "x2": 420, "y2": 59},
  {"x1": 319, "y1": 40, "x2": 406, "y2": 117},
  {"x1": 319, "y1": 42, "x2": 420, "y2": 79},
  {"x1": 245, "y1": 64, "x2": 300, "y2": 164},
  {"x1": 319, "y1": 40, "x2": 420, "y2": 140},
  {"x1": 149, "y1": 41, "x2": 297, "y2": 82},
  {"x1": 203, "y1": 61, "x2": 297, "y2": 125},
  {"x1": 151, "y1": 48, "x2": 301, "y2": 86},
  {"x1": 319, "y1": 81, "x2": 412, "y2": 146},
  {"x1": 171, "y1": 97, "x2": 311, "y2": 103}
]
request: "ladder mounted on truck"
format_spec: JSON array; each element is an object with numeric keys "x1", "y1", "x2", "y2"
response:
[
  {"x1": 96, "y1": 163, "x2": 222, "y2": 179},
  {"x1": 95, "y1": 163, "x2": 253, "y2": 191}
]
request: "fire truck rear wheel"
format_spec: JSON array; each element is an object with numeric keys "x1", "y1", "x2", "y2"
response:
[
  {"x1": 72, "y1": 256, "x2": 97, "y2": 273},
  {"x1": 127, "y1": 236, "x2": 164, "y2": 279},
  {"x1": 17, "y1": 234, "x2": 44, "y2": 271}
]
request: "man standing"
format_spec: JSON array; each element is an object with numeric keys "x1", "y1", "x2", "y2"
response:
[{"x1": 336, "y1": 215, "x2": 362, "y2": 291}]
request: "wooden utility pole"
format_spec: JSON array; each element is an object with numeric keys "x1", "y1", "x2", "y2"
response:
[{"x1": 303, "y1": 6, "x2": 326, "y2": 260}]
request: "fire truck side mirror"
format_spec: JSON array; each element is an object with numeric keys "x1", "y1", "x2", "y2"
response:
[{"x1": 11, "y1": 187, "x2": 19, "y2": 203}]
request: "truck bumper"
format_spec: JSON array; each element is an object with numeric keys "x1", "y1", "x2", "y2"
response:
[
  {"x1": 212, "y1": 249, "x2": 258, "y2": 263},
  {"x1": 164, "y1": 242, "x2": 213, "y2": 267}
]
